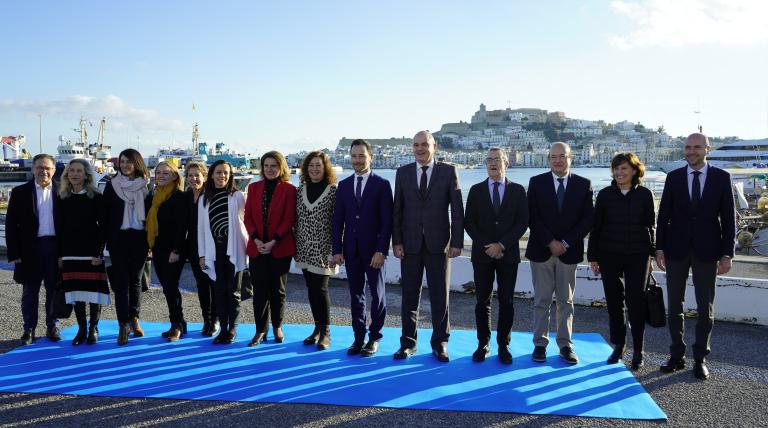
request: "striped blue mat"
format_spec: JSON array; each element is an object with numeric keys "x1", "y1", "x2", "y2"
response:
[{"x1": 0, "y1": 321, "x2": 666, "y2": 419}]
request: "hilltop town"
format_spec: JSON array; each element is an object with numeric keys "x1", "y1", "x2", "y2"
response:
[{"x1": 288, "y1": 104, "x2": 718, "y2": 170}]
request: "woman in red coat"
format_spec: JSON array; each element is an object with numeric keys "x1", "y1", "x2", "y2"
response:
[{"x1": 244, "y1": 150, "x2": 296, "y2": 346}]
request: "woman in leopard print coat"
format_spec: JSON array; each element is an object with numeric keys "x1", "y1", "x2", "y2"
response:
[{"x1": 294, "y1": 151, "x2": 339, "y2": 350}]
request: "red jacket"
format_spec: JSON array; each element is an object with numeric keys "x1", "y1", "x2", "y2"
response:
[{"x1": 244, "y1": 180, "x2": 296, "y2": 258}]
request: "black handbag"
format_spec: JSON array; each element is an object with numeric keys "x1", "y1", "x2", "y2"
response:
[
  {"x1": 52, "y1": 276, "x2": 73, "y2": 319},
  {"x1": 645, "y1": 272, "x2": 666, "y2": 328}
]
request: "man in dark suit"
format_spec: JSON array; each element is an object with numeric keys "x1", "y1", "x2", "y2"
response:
[
  {"x1": 392, "y1": 130, "x2": 464, "y2": 362},
  {"x1": 6, "y1": 154, "x2": 61, "y2": 345},
  {"x1": 526, "y1": 142, "x2": 593, "y2": 364},
  {"x1": 464, "y1": 148, "x2": 528, "y2": 364},
  {"x1": 332, "y1": 139, "x2": 393, "y2": 357},
  {"x1": 655, "y1": 132, "x2": 736, "y2": 380}
]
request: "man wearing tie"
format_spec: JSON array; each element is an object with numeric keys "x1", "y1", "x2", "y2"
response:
[
  {"x1": 464, "y1": 148, "x2": 528, "y2": 364},
  {"x1": 6, "y1": 154, "x2": 61, "y2": 344},
  {"x1": 392, "y1": 130, "x2": 464, "y2": 362},
  {"x1": 332, "y1": 139, "x2": 393, "y2": 357},
  {"x1": 655, "y1": 132, "x2": 736, "y2": 380},
  {"x1": 526, "y1": 142, "x2": 593, "y2": 364}
]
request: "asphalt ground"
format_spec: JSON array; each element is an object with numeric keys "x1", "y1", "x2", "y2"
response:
[{"x1": 0, "y1": 266, "x2": 766, "y2": 428}]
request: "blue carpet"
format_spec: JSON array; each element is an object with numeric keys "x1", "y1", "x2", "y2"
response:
[{"x1": 0, "y1": 321, "x2": 666, "y2": 420}]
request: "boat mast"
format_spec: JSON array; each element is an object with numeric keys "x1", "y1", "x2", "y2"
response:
[
  {"x1": 192, "y1": 122, "x2": 200, "y2": 155},
  {"x1": 96, "y1": 117, "x2": 106, "y2": 151},
  {"x1": 79, "y1": 116, "x2": 88, "y2": 146}
]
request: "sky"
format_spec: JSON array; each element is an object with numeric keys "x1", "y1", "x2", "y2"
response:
[{"x1": 1, "y1": 0, "x2": 767, "y2": 157}]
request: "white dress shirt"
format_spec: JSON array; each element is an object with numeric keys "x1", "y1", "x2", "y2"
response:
[
  {"x1": 552, "y1": 172, "x2": 569, "y2": 192},
  {"x1": 416, "y1": 158, "x2": 435, "y2": 188},
  {"x1": 686, "y1": 163, "x2": 708, "y2": 199},
  {"x1": 35, "y1": 182, "x2": 55, "y2": 237},
  {"x1": 353, "y1": 170, "x2": 371, "y2": 196}
]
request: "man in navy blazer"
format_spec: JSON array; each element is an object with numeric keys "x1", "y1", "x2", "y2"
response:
[
  {"x1": 526, "y1": 142, "x2": 593, "y2": 364},
  {"x1": 5, "y1": 154, "x2": 61, "y2": 345},
  {"x1": 392, "y1": 130, "x2": 464, "y2": 362},
  {"x1": 332, "y1": 139, "x2": 393, "y2": 357},
  {"x1": 465, "y1": 148, "x2": 529, "y2": 364},
  {"x1": 656, "y1": 133, "x2": 736, "y2": 380}
]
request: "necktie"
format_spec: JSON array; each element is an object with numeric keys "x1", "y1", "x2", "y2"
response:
[
  {"x1": 419, "y1": 165, "x2": 429, "y2": 196},
  {"x1": 691, "y1": 170, "x2": 701, "y2": 206},
  {"x1": 556, "y1": 177, "x2": 565, "y2": 212},
  {"x1": 492, "y1": 181, "x2": 501, "y2": 214},
  {"x1": 355, "y1": 176, "x2": 363, "y2": 205}
]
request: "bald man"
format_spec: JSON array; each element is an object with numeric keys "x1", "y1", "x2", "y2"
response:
[
  {"x1": 392, "y1": 130, "x2": 464, "y2": 362},
  {"x1": 656, "y1": 133, "x2": 736, "y2": 380}
]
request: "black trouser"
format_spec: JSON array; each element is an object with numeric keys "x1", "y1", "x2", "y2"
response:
[
  {"x1": 153, "y1": 248, "x2": 185, "y2": 324},
  {"x1": 665, "y1": 250, "x2": 717, "y2": 361},
  {"x1": 190, "y1": 250, "x2": 217, "y2": 322},
  {"x1": 400, "y1": 238, "x2": 451, "y2": 350},
  {"x1": 214, "y1": 242, "x2": 240, "y2": 330},
  {"x1": 74, "y1": 302, "x2": 101, "y2": 327},
  {"x1": 21, "y1": 237, "x2": 58, "y2": 330},
  {"x1": 473, "y1": 260, "x2": 518, "y2": 347},
  {"x1": 110, "y1": 229, "x2": 147, "y2": 324},
  {"x1": 302, "y1": 269, "x2": 330, "y2": 327},
  {"x1": 598, "y1": 252, "x2": 650, "y2": 351},
  {"x1": 250, "y1": 255, "x2": 291, "y2": 332}
]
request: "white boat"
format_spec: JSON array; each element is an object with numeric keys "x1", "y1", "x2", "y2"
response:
[
  {"x1": 56, "y1": 117, "x2": 115, "y2": 176},
  {"x1": 658, "y1": 138, "x2": 768, "y2": 173}
]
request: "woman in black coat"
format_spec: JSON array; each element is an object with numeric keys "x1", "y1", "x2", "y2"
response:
[
  {"x1": 146, "y1": 161, "x2": 188, "y2": 341},
  {"x1": 102, "y1": 148, "x2": 149, "y2": 345},
  {"x1": 56, "y1": 159, "x2": 109, "y2": 345},
  {"x1": 588, "y1": 152, "x2": 656, "y2": 370},
  {"x1": 185, "y1": 161, "x2": 218, "y2": 336}
]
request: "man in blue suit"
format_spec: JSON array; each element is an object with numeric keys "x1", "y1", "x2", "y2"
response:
[
  {"x1": 526, "y1": 142, "x2": 593, "y2": 365},
  {"x1": 656, "y1": 133, "x2": 736, "y2": 380},
  {"x1": 332, "y1": 139, "x2": 393, "y2": 357}
]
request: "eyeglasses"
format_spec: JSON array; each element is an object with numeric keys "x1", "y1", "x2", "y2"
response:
[
  {"x1": 549, "y1": 155, "x2": 568, "y2": 161},
  {"x1": 485, "y1": 157, "x2": 504, "y2": 164}
]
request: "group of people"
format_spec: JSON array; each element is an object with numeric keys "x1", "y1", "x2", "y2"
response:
[{"x1": 6, "y1": 130, "x2": 735, "y2": 381}]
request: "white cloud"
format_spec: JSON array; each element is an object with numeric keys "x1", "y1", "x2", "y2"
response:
[
  {"x1": 0, "y1": 95, "x2": 186, "y2": 133},
  {"x1": 609, "y1": 0, "x2": 768, "y2": 49}
]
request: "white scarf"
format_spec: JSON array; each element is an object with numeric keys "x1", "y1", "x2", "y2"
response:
[{"x1": 111, "y1": 173, "x2": 149, "y2": 230}]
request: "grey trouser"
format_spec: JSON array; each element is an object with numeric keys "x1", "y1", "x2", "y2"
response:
[{"x1": 531, "y1": 256, "x2": 577, "y2": 349}]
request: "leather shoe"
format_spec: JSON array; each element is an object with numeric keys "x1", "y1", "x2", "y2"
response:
[
  {"x1": 87, "y1": 326, "x2": 99, "y2": 345},
  {"x1": 393, "y1": 346, "x2": 417, "y2": 359},
  {"x1": 207, "y1": 320, "x2": 220, "y2": 337},
  {"x1": 472, "y1": 344, "x2": 490, "y2": 362},
  {"x1": 129, "y1": 316, "x2": 144, "y2": 337},
  {"x1": 273, "y1": 326, "x2": 284, "y2": 343},
  {"x1": 433, "y1": 345, "x2": 450, "y2": 363},
  {"x1": 248, "y1": 332, "x2": 267, "y2": 347},
  {"x1": 166, "y1": 324, "x2": 182, "y2": 342},
  {"x1": 223, "y1": 327, "x2": 237, "y2": 344},
  {"x1": 498, "y1": 345, "x2": 513, "y2": 364},
  {"x1": 117, "y1": 323, "x2": 130, "y2": 346},
  {"x1": 631, "y1": 352, "x2": 644, "y2": 371},
  {"x1": 303, "y1": 327, "x2": 320, "y2": 345},
  {"x1": 212, "y1": 329, "x2": 228, "y2": 345},
  {"x1": 347, "y1": 341, "x2": 364, "y2": 355},
  {"x1": 694, "y1": 360, "x2": 710, "y2": 380},
  {"x1": 20, "y1": 329, "x2": 34, "y2": 345},
  {"x1": 532, "y1": 346, "x2": 547, "y2": 362},
  {"x1": 560, "y1": 346, "x2": 579, "y2": 364},
  {"x1": 361, "y1": 340, "x2": 379, "y2": 357},
  {"x1": 72, "y1": 326, "x2": 87, "y2": 346},
  {"x1": 607, "y1": 345, "x2": 625, "y2": 364},
  {"x1": 46, "y1": 326, "x2": 62, "y2": 342},
  {"x1": 317, "y1": 327, "x2": 331, "y2": 350},
  {"x1": 660, "y1": 357, "x2": 686, "y2": 373}
]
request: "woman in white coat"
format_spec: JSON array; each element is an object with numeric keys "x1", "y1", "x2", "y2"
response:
[{"x1": 197, "y1": 160, "x2": 248, "y2": 345}]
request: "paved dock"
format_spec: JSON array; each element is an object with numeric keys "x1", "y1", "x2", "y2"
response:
[{"x1": 0, "y1": 267, "x2": 766, "y2": 427}]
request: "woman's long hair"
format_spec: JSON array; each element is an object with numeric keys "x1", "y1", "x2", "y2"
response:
[
  {"x1": 299, "y1": 151, "x2": 337, "y2": 185},
  {"x1": 203, "y1": 159, "x2": 237, "y2": 206},
  {"x1": 59, "y1": 159, "x2": 99, "y2": 199},
  {"x1": 117, "y1": 148, "x2": 149, "y2": 179}
]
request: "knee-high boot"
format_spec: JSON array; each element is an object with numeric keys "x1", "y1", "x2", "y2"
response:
[{"x1": 87, "y1": 304, "x2": 101, "y2": 345}]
